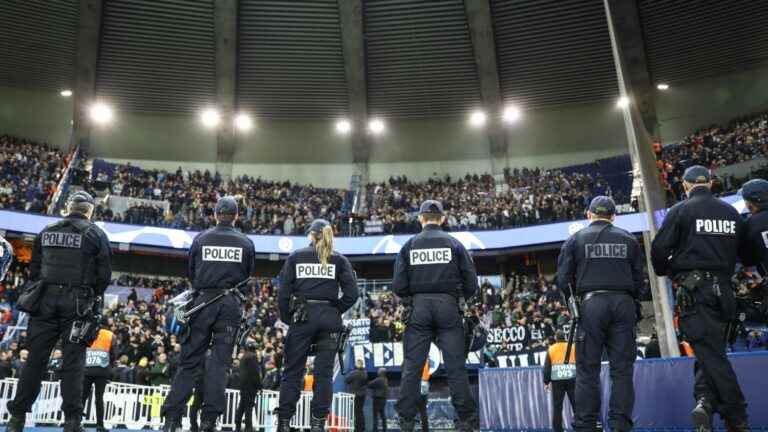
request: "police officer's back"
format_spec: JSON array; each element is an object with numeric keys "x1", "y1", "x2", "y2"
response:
[
  {"x1": 651, "y1": 167, "x2": 750, "y2": 432},
  {"x1": 161, "y1": 197, "x2": 256, "y2": 432},
  {"x1": 276, "y1": 219, "x2": 358, "y2": 432},
  {"x1": 6, "y1": 192, "x2": 111, "y2": 432},
  {"x1": 393, "y1": 200, "x2": 478, "y2": 432},
  {"x1": 739, "y1": 179, "x2": 768, "y2": 277},
  {"x1": 556, "y1": 196, "x2": 642, "y2": 432}
]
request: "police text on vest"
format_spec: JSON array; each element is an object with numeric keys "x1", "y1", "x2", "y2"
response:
[
  {"x1": 410, "y1": 248, "x2": 452, "y2": 265},
  {"x1": 695, "y1": 219, "x2": 736, "y2": 236},
  {"x1": 585, "y1": 243, "x2": 627, "y2": 259},
  {"x1": 296, "y1": 263, "x2": 336, "y2": 279},
  {"x1": 202, "y1": 246, "x2": 243, "y2": 262},
  {"x1": 41, "y1": 232, "x2": 83, "y2": 248}
]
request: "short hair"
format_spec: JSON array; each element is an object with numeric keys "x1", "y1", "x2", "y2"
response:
[
  {"x1": 216, "y1": 213, "x2": 236, "y2": 225},
  {"x1": 420, "y1": 213, "x2": 443, "y2": 223},
  {"x1": 67, "y1": 201, "x2": 94, "y2": 216}
]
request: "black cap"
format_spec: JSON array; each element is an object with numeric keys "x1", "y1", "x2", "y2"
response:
[
  {"x1": 682, "y1": 165, "x2": 711, "y2": 184},
  {"x1": 214, "y1": 196, "x2": 238, "y2": 215},
  {"x1": 740, "y1": 179, "x2": 768, "y2": 204},
  {"x1": 67, "y1": 191, "x2": 94, "y2": 206},
  {"x1": 307, "y1": 218, "x2": 331, "y2": 234},
  {"x1": 588, "y1": 195, "x2": 616, "y2": 216},
  {"x1": 418, "y1": 200, "x2": 444, "y2": 215}
]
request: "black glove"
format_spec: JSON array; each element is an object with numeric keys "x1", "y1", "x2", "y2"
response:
[{"x1": 634, "y1": 299, "x2": 643, "y2": 323}]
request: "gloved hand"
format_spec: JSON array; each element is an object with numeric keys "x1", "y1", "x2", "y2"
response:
[{"x1": 634, "y1": 299, "x2": 643, "y2": 323}]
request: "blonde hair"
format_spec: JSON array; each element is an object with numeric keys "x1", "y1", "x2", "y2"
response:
[{"x1": 312, "y1": 225, "x2": 334, "y2": 265}]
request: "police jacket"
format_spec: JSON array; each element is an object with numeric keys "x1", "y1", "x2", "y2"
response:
[
  {"x1": 651, "y1": 187, "x2": 744, "y2": 277},
  {"x1": 188, "y1": 224, "x2": 256, "y2": 291},
  {"x1": 556, "y1": 220, "x2": 643, "y2": 296},
  {"x1": 392, "y1": 225, "x2": 478, "y2": 299},
  {"x1": 30, "y1": 214, "x2": 112, "y2": 294},
  {"x1": 740, "y1": 208, "x2": 768, "y2": 276},
  {"x1": 277, "y1": 246, "x2": 358, "y2": 320}
]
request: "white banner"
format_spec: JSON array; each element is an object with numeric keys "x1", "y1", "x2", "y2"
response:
[{"x1": 343, "y1": 318, "x2": 370, "y2": 345}]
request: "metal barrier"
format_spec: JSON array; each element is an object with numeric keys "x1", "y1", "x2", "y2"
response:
[{"x1": 0, "y1": 379, "x2": 354, "y2": 430}]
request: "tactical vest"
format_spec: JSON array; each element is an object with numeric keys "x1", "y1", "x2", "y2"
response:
[
  {"x1": 85, "y1": 329, "x2": 113, "y2": 368},
  {"x1": 40, "y1": 218, "x2": 91, "y2": 286}
]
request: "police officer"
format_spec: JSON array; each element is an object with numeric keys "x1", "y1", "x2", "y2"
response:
[
  {"x1": 556, "y1": 195, "x2": 643, "y2": 432},
  {"x1": 82, "y1": 323, "x2": 117, "y2": 432},
  {"x1": 739, "y1": 179, "x2": 768, "y2": 277},
  {"x1": 276, "y1": 219, "x2": 358, "y2": 432},
  {"x1": 543, "y1": 331, "x2": 576, "y2": 432},
  {"x1": 6, "y1": 191, "x2": 112, "y2": 432},
  {"x1": 651, "y1": 166, "x2": 749, "y2": 432},
  {"x1": 234, "y1": 342, "x2": 262, "y2": 432},
  {"x1": 161, "y1": 196, "x2": 256, "y2": 432},
  {"x1": 393, "y1": 200, "x2": 478, "y2": 432}
]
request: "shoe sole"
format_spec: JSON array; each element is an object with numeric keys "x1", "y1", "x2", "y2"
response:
[{"x1": 692, "y1": 410, "x2": 713, "y2": 432}]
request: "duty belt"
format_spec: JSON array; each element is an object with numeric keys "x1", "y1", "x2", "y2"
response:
[
  {"x1": 582, "y1": 290, "x2": 631, "y2": 302},
  {"x1": 45, "y1": 283, "x2": 73, "y2": 294},
  {"x1": 306, "y1": 299, "x2": 332, "y2": 305}
]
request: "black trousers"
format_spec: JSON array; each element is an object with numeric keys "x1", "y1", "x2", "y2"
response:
[
  {"x1": 574, "y1": 292, "x2": 636, "y2": 432},
  {"x1": 7, "y1": 288, "x2": 86, "y2": 420},
  {"x1": 353, "y1": 394, "x2": 366, "y2": 432},
  {"x1": 551, "y1": 380, "x2": 575, "y2": 432},
  {"x1": 680, "y1": 277, "x2": 747, "y2": 423},
  {"x1": 235, "y1": 388, "x2": 258, "y2": 431},
  {"x1": 372, "y1": 397, "x2": 387, "y2": 432},
  {"x1": 395, "y1": 294, "x2": 475, "y2": 422},
  {"x1": 417, "y1": 394, "x2": 429, "y2": 432},
  {"x1": 82, "y1": 374, "x2": 109, "y2": 427},
  {"x1": 189, "y1": 372, "x2": 205, "y2": 431},
  {"x1": 277, "y1": 304, "x2": 341, "y2": 420},
  {"x1": 162, "y1": 292, "x2": 241, "y2": 422}
]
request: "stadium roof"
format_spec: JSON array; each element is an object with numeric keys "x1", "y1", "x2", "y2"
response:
[{"x1": 1, "y1": 0, "x2": 767, "y2": 119}]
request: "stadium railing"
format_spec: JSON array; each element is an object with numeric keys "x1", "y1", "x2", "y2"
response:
[{"x1": 0, "y1": 379, "x2": 354, "y2": 431}]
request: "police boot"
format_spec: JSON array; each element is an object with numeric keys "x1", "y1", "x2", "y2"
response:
[
  {"x1": 162, "y1": 416, "x2": 182, "y2": 432},
  {"x1": 310, "y1": 416, "x2": 326, "y2": 432},
  {"x1": 200, "y1": 420, "x2": 217, "y2": 432},
  {"x1": 399, "y1": 418, "x2": 415, "y2": 432},
  {"x1": 691, "y1": 399, "x2": 713, "y2": 432},
  {"x1": 275, "y1": 418, "x2": 292, "y2": 432},
  {"x1": 724, "y1": 419, "x2": 750, "y2": 432},
  {"x1": 5, "y1": 415, "x2": 25, "y2": 432},
  {"x1": 63, "y1": 418, "x2": 84, "y2": 432}
]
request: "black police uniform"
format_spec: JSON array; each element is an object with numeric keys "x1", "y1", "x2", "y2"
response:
[
  {"x1": 161, "y1": 219, "x2": 256, "y2": 426},
  {"x1": 276, "y1": 240, "x2": 358, "y2": 423},
  {"x1": 7, "y1": 208, "x2": 111, "y2": 426},
  {"x1": 651, "y1": 185, "x2": 748, "y2": 426},
  {"x1": 393, "y1": 202, "x2": 479, "y2": 428},
  {"x1": 556, "y1": 199, "x2": 643, "y2": 432},
  {"x1": 740, "y1": 180, "x2": 768, "y2": 277}
]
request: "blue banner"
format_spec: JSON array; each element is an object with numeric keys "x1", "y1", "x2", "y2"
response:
[
  {"x1": 0, "y1": 195, "x2": 745, "y2": 256},
  {"x1": 479, "y1": 352, "x2": 768, "y2": 431}
]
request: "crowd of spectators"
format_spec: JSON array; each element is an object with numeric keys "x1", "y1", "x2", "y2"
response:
[
  {"x1": 0, "y1": 135, "x2": 68, "y2": 214},
  {"x1": 359, "y1": 169, "x2": 621, "y2": 234},
  {"x1": 0, "y1": 268, "x2": 286, "y2": 390},
  {"x1": 657, "y1": 111, "x2": 768, "y2": 202},
  {"x1": 87, "y1": 163, "x2": 347, "y2": 236}
]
